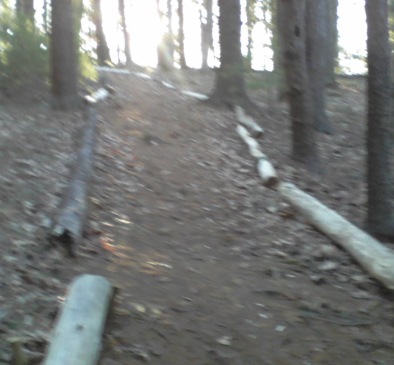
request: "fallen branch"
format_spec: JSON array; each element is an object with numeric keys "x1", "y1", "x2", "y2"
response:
[
  {"x1": 48, "y1": 106, "x2": 98, "y2": 256},
  {"x1": 84, "y1": 88, "x2": 111, "y2": 105},
  {"x1": 278, "y1": 182, "x2": 394, "y2": 290},
  {"x1": 180, "y1": 90, "x2": 209, "y2": 100},
  {"x1": 235, "y1": 105, "x2": 264, "y2": 138},
  {"x1": 43, "y1": 275, "x2": 114, "y2": 365},
  {"x1": 96, "y1": 66, "x2": 131, "y2": 74},
  {"x1": 236, "y1": 125, "x2": 278, "y2": 188}
]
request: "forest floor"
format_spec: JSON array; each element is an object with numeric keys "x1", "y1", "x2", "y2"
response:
[{"x1": 0, "y1": 67, "x2": 394, "y2": 365}]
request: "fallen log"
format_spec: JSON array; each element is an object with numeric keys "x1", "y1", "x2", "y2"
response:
[
  {"x1": 43, "y1": 275, "x2": 114, "y2": 365},
  {"x1": 236, "y1": 125, "x2": 278, "y2": 188},
  {"x1": 48, "y1": 106, "x2": 98, "y2": 256},
  {"x1": 96, "y1": 66, "x2": 131, "y2": 74},
  {"x1": 180, "y1": 90, "x2": 209, "y2": 100},
  {"x1": 84, "y1": 87, "x2": 111, "y2": 105},
  {"x1": 257, "y1": 159, "x2": 278, "y2": 189},
  {"x1": 278, "y1": 182, "x2": 394, "y2": 290},
  {"x1": 234, "y1": 105, "x2": 264, "y2": 138}
]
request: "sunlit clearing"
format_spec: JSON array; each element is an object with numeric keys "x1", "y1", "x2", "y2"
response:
[{"x1": 101, "y1": 0, "x2": 162, "y2": 67}]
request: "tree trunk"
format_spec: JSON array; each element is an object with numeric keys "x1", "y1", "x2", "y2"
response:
[
  {"x1": 209, "y1": 0, "x2": 251, "y2": 109},
  {"x1": 306, "y1": 0, "x2": 333, "y2": 134},
  {"x1": 119, "y1": 0, "x2": 132, "y2": 66},
  {"x1": 280, "y1": 0, "x2": 320, "y2": 172},
  {"x1": 43, "y1": 0, "x2": 49, "y2": 34},
  {"x1": 245, "y1": 0, "x2": 255, "y2": 70},
  {"x1": 326, "y1": 0, "x2": 338, "y2": 87},
  {"x1": 365, "y1": 0, "x2": 394, "y2": 237},
  {"x1": 200, "y1": 0, "x2": 213, "y2": 70},
  {"x1": 16, "y1": 0, "x2": 35, "y2": 23},
  {"x1": 156, "y1": 0, "x2": 174, "y2": 69},
  {"x1": 274, "y1": 0, "x2": 288, "y2": 99},
  {"x1": 177, "y1": 0, "x2": 187, "y2": 68},
  {"x1": 51, "y1": 0, "x2": 79, "y2": 110},
  {"x1": 92, "y1": 0, "x2": 110, "y2": 65}
]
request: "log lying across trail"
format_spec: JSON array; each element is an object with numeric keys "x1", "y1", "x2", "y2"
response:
[
  {"x1": 234, "y1": 106, "x2": 275, "y2": 188},
  {"x1": 43, "y1": 275, "x2": 114, "y2": 365},
  {"x1": 278, "y1": 183, "x2": 394, "y2": 290},
  {"x1": 234, "y1": 106, "x2": 264, "y2": 138},
  {"x1": 233, "y1": 105, "x2": 394, "y2": 290},
  {"x1": 49, "y1": 89, "x2": 110, "y2": 256}
]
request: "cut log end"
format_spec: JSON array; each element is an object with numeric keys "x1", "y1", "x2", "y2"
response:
[{"x1": 48, "y1": 226, "x2": 77, "y2": 257}]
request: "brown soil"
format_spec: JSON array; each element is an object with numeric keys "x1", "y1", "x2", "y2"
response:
[{"x1": 1, "y1": 68, "x2": 394, "y2": 365}]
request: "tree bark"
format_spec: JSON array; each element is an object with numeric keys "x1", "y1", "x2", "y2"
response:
[
  {"x1": 51, "y1": 0, "x2": 79, "y2": 110},
  {"x1": 209, "y1": 0, "x2": 251, "y2": 109},
  {"x1": 93, "y1": 0, "x2": 111, "y2": 66},
  {"x1": 326, "y1": 0, "x2": 338, "y2": 87},
  {"x1": 177, "y1": 0, "x2": 187, "y2": 68},
  {"x1": 16, "y1": 0, "x2": 35, "y2": 23},
  {"x1": 280, "y1": 0, "x2": 320, "y2": 172},
  {"x1": 200, "y1": 0, "x2": 213, "y2": 70},
  {"x1": 49, "y1": 105, "x2": 98, "y2": 256},
  {"x1": 119, "y1": 0, "x2": 132, "y2": 66},
  {"x1": 156, "y1": 0, "x2": 174, "y2": 69},
  {"x1": 306, "y1": 0, "x2": 333, "y2": 134},
  {"x1": 365, "y1": 0, "x2": 394, "y2": 237}
]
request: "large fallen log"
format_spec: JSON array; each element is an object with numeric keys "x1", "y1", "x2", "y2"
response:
[
  {"x1": 48, "y1": 106, "x2": 98, "y2": 257},
  {"x1": 236, "y1": 125, "x2": 278, "y2": 188},
  {"x1": 43, "y1": 275, "x2": 114, "y2": 365},
  {"x1": 278, "y1": 182, "x2": 394, "y2": 290},
  {"x1": 234, "y1": 105, "x2": 264, "y2": 138}
]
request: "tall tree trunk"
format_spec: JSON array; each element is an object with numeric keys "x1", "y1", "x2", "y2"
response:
[
  {"x1": 365, "y1": 0, "x2": 394, "y2": 237},
  {"x1": 245, "y1": 0, "x2": 255, "y2": 70},
  {"x1": 119, "y1": 0, "x2": 132, "y2": 66},
  {"x1": 93, "y1": 0, "x2": 110, "y2": 65},
  {"x1": 16, "y1": 0, "x2": 35, "y2": 23},
  {"x1": 306, "y1": 0, "x2": 333, "y2": 134},
  {"x1": 51, "y1": 0, "x2": 79, "y2": 110},
  {"x1": 274, "y1": 0, "x2": 288, "y2": 99},
  {"x1": 177, "y1": 0, "x2": 187, "y2": 68},
  {"x1": 280, "y1": 0, "x2": 320, "y2": 172},
  {"x1": 200, "y1": 0, "x2": 213, "y2": 70},
  {"x1": 43, "y1": 0, "x2": 49, "y2": 34},
  {"x1": 156, "y1": 0, "x2": 174, "y2": 69},
  {"x1": 209, "y1": 0, "x2": 251, "y2": 109},
  {"x1": 326, "y1": 0, "x2": 338, "y2": 87}
]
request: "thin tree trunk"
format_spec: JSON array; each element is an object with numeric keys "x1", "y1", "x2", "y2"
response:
[
  {"x1": 178, "y1": 0, "x2": 187, "y2": 68},
  {"x1": 245, "y1": 0, "x2": 255, "y2": 70},
  {"x1": 365, "y1": 0, "x2": 394, "y2": 237},
  {"x1": 43, "y1": 0, "x2": 49, "y2": 34},
  {"x1": 326, "y1": 0, "x2": 338, "y2": 87},
  {"x1": 119, "y1": 0, "x2": 132, "y2": 66},
  {"x1": 93, "y1": 0, "x2": 111, "y2": 66},
  {"x1": 306, "y1": 0, "x2": 333, "y2": 134},
  {"x1": 16, "y1": 0, "x2": 35, "y2": 23},
  {"x1": 209, "y1": 0, "x2": 251, "y2": 109},
  {"x1": 280, "y1": 0, "x2": 320, "y2": 172},
  {"x1": 274, "y1": 0, "x2": 288, "y2": 100},
  {"x1": 51, "y1": 0, "x2": 79, "y2": 110},
  {"x1": 200, "y1": 0, "x2": 213, "y2": 70}
]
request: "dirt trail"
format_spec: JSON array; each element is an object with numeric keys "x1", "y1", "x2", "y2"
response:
[
  {"x1": 82, "y1": 70, "x2": 393, "y2": 365},
  {"x1": 0, "y1": 69, "x2": 393, "y2": 365}
]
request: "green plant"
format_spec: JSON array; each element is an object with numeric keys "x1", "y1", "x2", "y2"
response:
[{"x1": 0, "y1": 11, "x2": 49, "y2": 91}]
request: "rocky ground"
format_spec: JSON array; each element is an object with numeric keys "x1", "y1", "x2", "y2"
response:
[{"x1": 0, "y1": 68, "x2": 393, "y2": 365}]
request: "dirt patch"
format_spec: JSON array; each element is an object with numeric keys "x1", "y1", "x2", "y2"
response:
[{"x1": 0, "y1": 69, "x2": 393, "y2": 365}]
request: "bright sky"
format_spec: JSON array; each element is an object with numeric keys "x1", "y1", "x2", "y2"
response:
[{"x1": 30, "y1": 0, "x2": 368, "y2": 73}]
